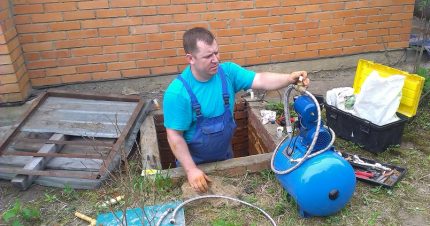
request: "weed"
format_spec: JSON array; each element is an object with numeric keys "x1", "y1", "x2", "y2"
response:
[
  {"x1": 2, "y1": 200, "x2": 41, "y2": 226},
  {"x1": 211, "y1": 219, "x2": 241, "y2": 226},
  {"x1": 367, "y1": 211, "x2": 380, "y2": 225},
  {"x1": 62, "y1": 184, "x2": 77, "y2": 201},
  {"x1": 44, "y1": 192, "x2": 58, "y2": 203}
]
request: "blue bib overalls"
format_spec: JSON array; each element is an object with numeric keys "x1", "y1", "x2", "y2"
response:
[{"x1": 176, "y1": 68, "x2": 237, "y2": 165}]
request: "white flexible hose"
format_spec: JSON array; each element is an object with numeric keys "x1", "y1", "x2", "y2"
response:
[
  {"x1": 271, "y1": 85, "x2": 331, "y2": 175},
  {"x1": 156, "y1": 195, "x2": 277, "y2": 226}
]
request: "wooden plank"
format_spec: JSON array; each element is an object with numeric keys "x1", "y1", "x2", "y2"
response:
[
  {"x1": 0, "y1": 167, "x2": 98, "y2": 179},
  {"x1": 0, "y1": 156, "x2": 102, "y2": 171},
  {"x1": 11, "y1": 133, "x2": 65, "y2": 190},
  {"x1": 140, "y1": 115, "x2": 162, "y2": 170}
]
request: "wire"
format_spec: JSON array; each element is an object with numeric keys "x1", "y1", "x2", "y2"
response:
[{"x1": 156, "y1": 195, "x2": 277, "y2": 226}]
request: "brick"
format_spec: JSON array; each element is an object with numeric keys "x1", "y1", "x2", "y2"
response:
[
  {"x1": 99, "y1": 27, "x2": 129, "y2": 37},
  {"x1": 321, "y1": 2, "x2": 344, "y2": 11},
  {"x1": 46, "y1": 66, "x2": 76, "y2": 76},
  {"x1": 16, "y1": 24, "x2": 49, "y2": 34},
  {"x1": 0, "y1": 83, "x2": 20, "y2": 94},
  {"x1": 332, "y1": 39, "x2": 354, "y2": 48},
  {"x1": 367, "y1": 15, "x2": 390, "y2": 22},
  {"x1": 136, "y1": 58, "x2": 164, "y2": 68},
  {"x1": 165, "y1": 56, "x2": 186, "y2": 65},
  {"x1": 27, "y1": 60, "x2": 57, "y2": 69},
  {"x1": 354, "y1": 37, "x2": 377, "y2": 46},
  {"x1": 76, "y1": 64, "x2": 106, "y2": 73},
  {"x1": 88, "y1": 54, "x2": 118, "y2": 63},
  {"x1": 356, "y1": 23, "x2": 380, "y2": 31},
  {"x1": 71, "y1": 47, "x2": 102, "y2": 57},
  {"x1": 142, "y1": 15, "x2": 171, "y2": 24},
  {"x1": 121, "y1": 69, "x2": 150, "y2": 78},
  {"x1": 296, "y1": 5, "x2": 320, "y2": 13},
  {"x1": 45, "y1": 2, "x2": 77, "y2": 12},
  {"x1": 159, "y1": 24, "x2": 188, "y2": 33},
  {"x1": 12, "y1": 15, "x2": 31, "y2": 25},
  {"x1": 116, "y1": 35, "x2": 146, "y2": 44},
  {"x1": 319, "y1": 18, "x2": 344, "y2": 27},
  {"x1": 333, "y1": 10, "x2": 357, "y2": 18},
  {"x1": 254, "y1": 17, "x2": 281, "y2": 25},
  {"x1": 187, "y1": 4, "x2": 207, "y2": 13},
  {"x1": 307, "y1": 42, "x2": 333, "y2": 51},
  {"x1": 24, "y1": 52, "x2": 40, "y2": 61},
  {"x1": 345, "y1": 1, "x2": 368, "y2": 9},
  {"x1": 62, "y1": 73, "x2": 91, "y2": 83},
  {"x1": 158, "y1": 5, "x2": 186, "y2": 15},
  {"x1": 113, "y1": 18, "x2": 142, "y2": 26},
  {"x1": 31, "y1": 13, "x2": 63, "y2": 23},
  {"x1": 57, "y1": 57, "x2": 88, "y2": 66},
  {"x1": 296, "y1": 21, "x2": 319, "y2": 29},
  {"x1": 110, "y1": 0, "x2": 140, "y2": 7},
  {"x1": 209, "y1": 21, "x2": 227, "y2": 29},
  {"x1": 22, "y1": 42, "x2": 53, "y2": 52},
  {"x1": 229, "y1": 1, "x2": 253, "y2": 10},
  {"x1": 13, "y1": 4, "x2": 44, "y2": 14},
  {"x1": 0, "y1": 74, "x2": 18, "y2": 84},
  {"x1": 255, "y1": 0, "x2": 280, "y2": 8},
  {"x1": 343, "y1": 31, "x2": 367, "y2": 39},
  {"x1": 78, "y1": 0, "x2": 109, "y2": 10},
  {"x1": 131, "y1": 25, "x2": 159, "y2": 34},
  {"x1": 231, "y1": 50, "x2": 257, "y2": 59},
  {"x1": 55, "y1": 40, "x2": 84, "y2": 49},
  {"x1": 295, "y1": 50, "x2": 318, "y2": 59},
  {"x1": 243, "y1": 26, "x2": 269, "y2": 35},
  {"x1": 86, "y1": 37, "x2": 116, "y2": 47},
  {"x1": 271, "y1": 24, "x2": 294, "y2": 32},
  {"x1": 0, "y1": 64, "x2": 15, "y2": 75},
  {"x1": 103, "y1": 44, "x2": 132, "y2": 54},
  {"x1": 345, "y1": 16, "x2": 368, "y2": 25},
  {"x1": 32, "y1": 32, "x2": 66, "y2": 42},
  {"x1": 151, "y1": 65, "x2": 178, "y2": 75},
  {"x1": 307, "y1": 27, "x2": 331, "y2": 36},
  {"x1": 307, "y1": 12, "x2": 334, "y2": 20},
  {"x1": 389, "y1": 27, "x2": 411, "y2": 35},
  {"x1": 147, "y1": 33, "x2": 174, "y2": 42},
  {"x1": 172, "y1": 14, "x2": 199, "y2": 23},
  {"x1": 40, "y1": 50, "x2": 70, "y2": 59},
  {"x1": 368, "y1": 29, "x2": 389, "y2": 37},
  {"x1": 257, "y1": 47, "x2": 283, "y2": 56},
  {"x1": 332, "y1": 25, "x2": 356, "y2": 33},
  {"x1": 81, "y1": 19, "x2": 113, "y2": 29},
  {"x1": 293, "y1": 36, "x2": 319, "y2": 45},
  {"x1": 27, "y1": 70, "x2": 46, "y2": 79},
  {"x1": 96, "y1": 9, "x2": 126, "y2": 18},
  {"x1": 343, "y1": 46, "x2": 363, "y2": 55},
  {"x1": 133, "y1": 42, "x2": 163, "y2": 52},
  {"x1": 107, "y1": 61, "x2": 136, "y2": 71},
  {"x1": 256, "y1": 32, "x2": 282, "y2": 41},
  {"x1": 30, "y1": 76, "x2": 62, "y2": 87},
  {"x1": 50, "y1": 21, "x2": 81, "y2": 31},
  {"x1": 92, "y1": 71, "x2": 121, "y2": 80},
  {"x1": 245, "y1": 55, "x2": 270, "y2": 65},
  {"x1": 390, "y1": 13, "x2": 413, "y2": 21},
  {"x1": 283, "y1": 14, "x2": 306, "y2": 23},
  {"x1": 118, "y1": 52, "x2": 147, "y2": 61},
  {"x1": 141, "y1": 0, "x2": 171, "y2": 6},
  {"x1": 63, "y1": 11, "x2": 95, "y2": 21},
  {"x1": 147, "y1": 49, "x2": 177, "y2": 58},
  {"x1": 68, "y1": 30, "x2": 98, "y2": 39},
  {"x1": 127, "y1": 7, "x2": 157, "y2": 16}
]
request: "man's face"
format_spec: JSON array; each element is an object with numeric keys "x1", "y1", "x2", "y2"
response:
[{"x1": 187, "y1": 40, "x2": 220, "y2": 80}]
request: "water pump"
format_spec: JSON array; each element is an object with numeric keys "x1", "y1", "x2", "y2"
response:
[{"x1": 271, "y1": 85, "x2": 356, "y2": 218}]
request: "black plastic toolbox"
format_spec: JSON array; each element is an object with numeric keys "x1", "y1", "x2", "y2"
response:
[
  {"x1": 325, "y1": 103, "x2": 408, "y2": 153},
  {"x1": 340, "y1": 152, "x2": 407, "y2": 188}
]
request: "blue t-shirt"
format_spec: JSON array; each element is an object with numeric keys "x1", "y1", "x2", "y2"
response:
[{"x1": 163, "y1": 62, "x2": 256, "y2": 142}]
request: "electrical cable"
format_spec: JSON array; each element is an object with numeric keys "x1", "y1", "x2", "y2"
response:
[{"x1": 155, "y1": 195, "x2": 277, "y2": 226}]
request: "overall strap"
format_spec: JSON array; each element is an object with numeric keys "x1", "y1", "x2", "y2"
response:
[
  {"x1": 176, "y1": 76, "x2": 202, "y2": 118},
  {"x1": 218, "y1": 67, "x2": 230, "y2": 108}
]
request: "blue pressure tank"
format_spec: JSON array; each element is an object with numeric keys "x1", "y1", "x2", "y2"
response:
[{"x1": 272, "y1": 95, "x2": 356, "y2": 217}]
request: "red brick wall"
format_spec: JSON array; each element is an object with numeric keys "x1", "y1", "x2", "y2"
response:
[
  {"x1": 0, "y1": 0, "x2": 30, "y2": 103},
  {"x1": 1, "y1": 0, "x2": 416, "y2": 101}
]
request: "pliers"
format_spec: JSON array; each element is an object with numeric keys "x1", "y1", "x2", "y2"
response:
[{"x1": 355, "y1": 170, "x2": 375, "y2": 179}]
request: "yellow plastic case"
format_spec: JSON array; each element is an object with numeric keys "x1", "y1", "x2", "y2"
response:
[{"x1": 353, "y1": 59, "x2": 425, "y2": 117}]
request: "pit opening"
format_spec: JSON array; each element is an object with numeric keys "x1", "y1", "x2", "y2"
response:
[{"x1": 151, "y1": 101, "x2": 276, "y2": 170}]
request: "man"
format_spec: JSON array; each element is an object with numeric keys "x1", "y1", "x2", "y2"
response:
[{"x1": 163, "y1": 27, "x2": 309, "y2": 193}]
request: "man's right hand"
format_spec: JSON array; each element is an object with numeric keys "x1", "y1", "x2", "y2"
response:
[{"x1": 186, "y1": 167, "x2": 212, "y2": 193}]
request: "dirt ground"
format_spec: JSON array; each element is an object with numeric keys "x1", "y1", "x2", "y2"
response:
[{"x1": 1, "y1": 50, "x2": 430, "y2": 225}]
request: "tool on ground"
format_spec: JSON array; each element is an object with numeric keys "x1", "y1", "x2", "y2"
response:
[
  {"x1": 100, "y1": 195, "x2": 124, "y2": 208},
  {"x1": 75, "y1": 211, "x2": 96, "y2": 226},
  {"x1": 271, "y1": 79, "x2": 356, "y2": 217}
]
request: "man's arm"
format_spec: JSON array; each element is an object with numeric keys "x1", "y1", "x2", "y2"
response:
[
  {"x1": 251, "y1": 71, "x2": 309, "y2": 90},
  {"x1": 166, "y1": 128, "x2": 212, "y2": 193}
]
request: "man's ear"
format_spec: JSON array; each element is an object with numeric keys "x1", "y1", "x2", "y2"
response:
[{"x1": 186, "y1": 53, "x2": 193, "y2": 64}]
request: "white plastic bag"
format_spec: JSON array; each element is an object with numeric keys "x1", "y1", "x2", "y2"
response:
[
  {"x1": 260, "y1": 110, "x2": 276, "y2": 125},
  {"x1": 326, "y1": 87, "x2": 355, "y2": 114},
  {"x1": 353, "y1": 71, "x2": 405, "y2": 126}
]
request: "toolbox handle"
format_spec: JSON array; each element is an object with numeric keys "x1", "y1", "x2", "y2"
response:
[{"x1": 360, "y1": 120, "x2": 371, "y2": 134}]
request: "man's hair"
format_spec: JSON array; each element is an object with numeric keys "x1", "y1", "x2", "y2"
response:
[{"x1": 183, "y1": 27, "x2": 215, "y2": 54}]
